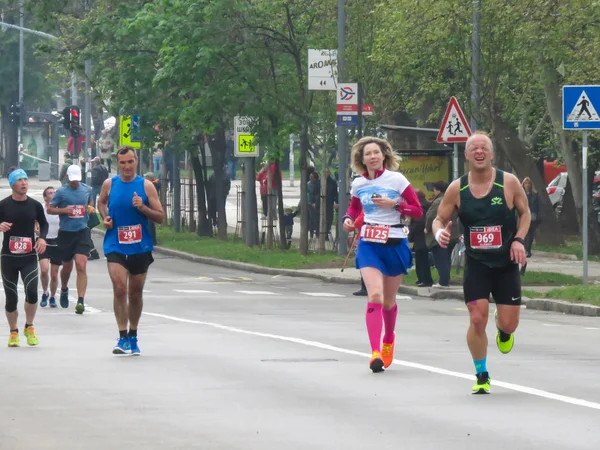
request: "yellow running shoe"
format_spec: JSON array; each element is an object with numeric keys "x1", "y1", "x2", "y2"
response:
[
  {"x1": 472, "y1": 372, "x2": 491, "y2": 394},
  {"x1": 24, "y1": 327, "x2": 38, "y2": 346},
  {"x1": 381, "y1": 334, "x2": 395, "y2": 368},
  {"x1": 8, "y1": 331, "x2": 19, "y2": 347},
  {"x1": 494, "y1": 310, "x2": 514, "y2": 354},
  {"x1": 369, "y1": 351, "x2": 384, "y2": 373}
]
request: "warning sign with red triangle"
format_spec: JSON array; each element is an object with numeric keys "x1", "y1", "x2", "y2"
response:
[{"x1": 436, "y1": 97, "x2": 472, "y2": 143}]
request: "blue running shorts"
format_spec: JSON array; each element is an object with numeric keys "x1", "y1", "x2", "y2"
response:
[{"x1": 355, "y1": 238, "x2": 413, "y2": 277}]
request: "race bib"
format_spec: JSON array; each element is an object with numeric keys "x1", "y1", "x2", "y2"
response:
[
  {"x1": 363, "y1": 225, "x2": 390, "y2": 244},
  {"x1": 118, "y1": 224, "x2": 142, "y2": 244},
  {"x1": 69, "y1": 205, "x2": 86, "y2": 218},
  {"x1": 9, "y1": 237, "x2": 32, "y2": 254},
  {"x1": 470, "y1": 226, "x2": 502, "y2": 249}
]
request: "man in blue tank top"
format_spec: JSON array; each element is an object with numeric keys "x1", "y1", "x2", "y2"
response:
[
  {"x1": 97, "y1": 146, "x2": 164, "y2": 355},
  {"x1": 432, "y1": 132, "x2": 530, "y2": 395}
]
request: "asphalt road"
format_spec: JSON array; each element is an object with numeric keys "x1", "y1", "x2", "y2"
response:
[{"x1": 0, "y1": 186, "x2": 599, "y2": 449}]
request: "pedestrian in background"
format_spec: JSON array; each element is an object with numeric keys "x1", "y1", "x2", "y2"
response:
[
  {"x1": 409, "y1": 189, "x2": 433, "y2": 287},
  {"x1": 522, "y1": 177, "x2": 539, "y2": 258}
]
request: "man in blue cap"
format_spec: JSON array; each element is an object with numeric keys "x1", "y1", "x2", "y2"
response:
[
  {"x1": 0, "y1": 168, "x2": 48, "y2": 347},
  {"x1": 47, "y1": 164, "x2": 95, "y2": 314}
]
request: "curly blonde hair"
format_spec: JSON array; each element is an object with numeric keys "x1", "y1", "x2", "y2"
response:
[{"x1": 351, "y1": 137, "x2": 400, "y2": 174}]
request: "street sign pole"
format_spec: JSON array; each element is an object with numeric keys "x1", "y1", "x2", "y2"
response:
[
  {"x1": 453, "y1": 143, "x2": 458, "y2": 180},
  {"x1": 582, "y1": 131, "x2": 588, "y2": 285},
  {"x1": 337, "y1": 0, "x2": 348, "y2": 256},
  {"x1": 357, "y1": 82, "x2": 363, "y2": 139},
  {"x1": 289, "y1": 134, "x2": 294, "y2": 187}
]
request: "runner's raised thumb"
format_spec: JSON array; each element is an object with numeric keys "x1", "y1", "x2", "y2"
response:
[{"x1": 445, "y1": 221, "x2": 452, "y2": 232}]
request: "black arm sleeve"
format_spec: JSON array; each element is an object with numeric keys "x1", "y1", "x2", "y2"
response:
[{"x1": 36, "y1": 202, "x2": 49, "y2": 239}]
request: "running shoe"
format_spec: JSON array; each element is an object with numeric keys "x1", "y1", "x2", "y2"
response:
[
  {"x1": 49, "y1": 297, "x2": 57, "y2": 308},
  {"x1": 129, "y1": 336, "x2": 141, "y2": 356},
  {"x1": 472, "y1": 372, "x2": 491, "y2": 394},
  {"x1": 381, "y1": 334, "x2": 395, "y2": 368},
  {"x1": 59, "y1": 288, "x2": 69, "y2": 309},
  {"x1": 369, "y1": 351, "x2": 384, "y2": 373},
  {"x1": 40, "y1": 293, "x2": 49, "y2": 308},
  {"x1": 8, "y1": 331, "x2": 19, "y2": 347},
  {"x1": 494, "y1": 310, "x2": 514, "y2": 354},
  {"x1": 75, "y1": 300, "x2": 85, "y2": 315},
  {"x1": 112, "y1": 337, "x2": 131, "y2": 355},
  {"x1": 23, "y1": 327, "x2": 38, "y2": 346}
]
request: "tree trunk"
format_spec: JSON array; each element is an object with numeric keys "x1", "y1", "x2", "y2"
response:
[
  {"x1": 266, "y1": 165, "x2": 274, "y2": 248},
  {"x1": 1, "y1": 105, "x2": 18, "y2": 175},
  {"x1": 586, "y1": 165, "x2": 600, "y2": 255},
  {"x1": 299, "y1": 122, "x2": 310, "y2": 254},
  {"x1": 191, "y1": 140, "x2": 211, "y2": 237},
  {"x1": 542, "y1": 63, "x2": 583, "y2": 231},
  {"x1": 274, "y1": 159, "x2": 287, "y2": 249},
  {"x1": 209, "y1": 126, "x2": 228, "y2": 240},
  {"x1": 489, "y1": 115, "x2": 564, "y2": 246}
]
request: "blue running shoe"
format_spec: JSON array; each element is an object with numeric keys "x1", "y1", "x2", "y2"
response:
[
  {"x1": 112, "y1": 337, "x2": 131, "y2": 355},
  {"x1": 49, "y1": 297, "x2": 57, "y2": 308},
  {"x1": 59, "y1": 288, "x2": 69, "y2": 309},
  {"x1": 40, "y1": 293, "x2": 49, "y2": 308},
  {"x1": 129, "y1": 336, "x2": 141, "y2": 356}
]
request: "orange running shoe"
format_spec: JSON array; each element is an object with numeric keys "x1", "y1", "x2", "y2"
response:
[
  {"x1": 381, "y1": 334, "x2": 395, "y2": 368},
  {"x1": 369, "y1": 351, "x2": 384, "y2": 373}
]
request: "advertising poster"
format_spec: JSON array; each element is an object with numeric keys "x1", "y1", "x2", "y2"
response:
[
  {"x1": 399, "y1": 155, "x2": 449, "y2": 201},
  {"x1": 21, "y1": 124, "x2": 48, "y2": 171}
]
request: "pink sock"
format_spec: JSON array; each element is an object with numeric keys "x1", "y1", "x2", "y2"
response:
[
  {"x1": 382, "y1": 303, "x2": 398, "y2": 344},
  {"x1": 365, "y1": 303, "x2": 383, "y2": 352}
]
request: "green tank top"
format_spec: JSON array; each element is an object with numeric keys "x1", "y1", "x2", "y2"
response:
[{"x1": 458, "y1": 169, "x2": 517, "y2": 267}]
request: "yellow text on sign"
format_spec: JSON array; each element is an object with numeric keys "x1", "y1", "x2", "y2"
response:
[
  {"x1": 119, "y1": 116, "x2": 141, "y2": 149},
  {"x1": 237, "y1": 134, "x2": 256, "y2": 153}
]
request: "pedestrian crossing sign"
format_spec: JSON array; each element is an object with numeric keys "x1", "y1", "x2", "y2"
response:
[
  {"x1": 237, "y1": 134, "x2": 256, "y2": 154},
  {"x1": 119, "y1": 115, "x2": 141, "y2": 148},
  {"x1": 436, "y1": 97, "x2": 472, "y2": 143},
  {"x1": 563, "y1": 86, "x2": 600, "y2": 129}
]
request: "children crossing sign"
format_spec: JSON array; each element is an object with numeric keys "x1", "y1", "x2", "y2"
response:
[
  {"x1": 563, "y1": 86, "x2": 600, "y2": 129},
  {"x1": 436, "y1": 97, "x2": 472, "y2": 143},
  {"x1": 234, "y1": 116, "x2": 259, "y2": 157}
]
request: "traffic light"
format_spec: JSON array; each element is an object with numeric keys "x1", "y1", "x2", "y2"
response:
[
  {"x1": 9, "y1": 103, "x2": 20, "y2": 126},
  {"x1": 69, "y1": 106, "x2": 80, "y2": 136},
  {"x1": 62, "y1": 107, "x2": 70, "y2": 131}
]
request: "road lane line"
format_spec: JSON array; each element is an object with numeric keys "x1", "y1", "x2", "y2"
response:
[
  {"x1": 143, "y1": 311, "x2": 600, "y2": 411},
  {"x1": 300, "y1": 292, "x2": 345, "y2": 297},
  {"x1": 235, "y1": 291, "x2": 277, "y2": 295},
  {"x1": 174, "y1": 290, "x2": 217, "y2": 294}
]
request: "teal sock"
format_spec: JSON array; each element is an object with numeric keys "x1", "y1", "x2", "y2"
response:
[{"x1": 474, "y1": 358, "x2": 487, "y2": 374}]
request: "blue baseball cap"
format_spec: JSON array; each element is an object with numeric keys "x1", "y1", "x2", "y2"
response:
[{"x1": 8, "y1": 169, "x2": 28, "y2": 188}]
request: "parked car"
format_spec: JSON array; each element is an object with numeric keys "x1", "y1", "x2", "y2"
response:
[{"x1": 546, "y1": 172, "x2": 567, "y2": 208}]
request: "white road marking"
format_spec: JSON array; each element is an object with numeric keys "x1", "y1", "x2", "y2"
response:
[
  {"x1": 143, "y1": 311, "x2": 600, "y2": 411},
  {"x1": 396, "y1": 295, "x2": 412, "y2": 301},
  {"x1": 235, "y1": 290, "x2": 277, "y2": 295},
  {"x1": 68, "y1": 297, "x2": 101, "y2": 314},
  {"x1": 300, "y1": 292, "x2": 345, "y2": 297},
  {"x1": 584, "y1": 327, "x2": 600, "y2": 330},
  {"x1": 222, "y1": 276, "x2": 252, "y2": 281},
  {"x1": 542, "y1": 323, "x2": 561, "y2": 327},
  {"x1": 174, "y1": 289, "x2": 217, "y2": 294}
]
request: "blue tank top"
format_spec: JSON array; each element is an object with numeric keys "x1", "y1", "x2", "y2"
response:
[{"x1": 103, "y1": 175, "x2": 154, "y2": 256}]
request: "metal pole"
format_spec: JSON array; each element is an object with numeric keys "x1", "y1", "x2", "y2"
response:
[
  {"x1": 357, "y1": 82, "x2": 363, "y2": 139},
  {"x1": 337, "y1": 0, "x2": 348, "y2": 256},
  {"x1": 289, "y1": 134, "x2": 294, "y2": 187},
  {"x1": 244, "y1": 157, "x2": 257, "y2": 246},
  {"x1": 453, "y1": 143, "x2": 458, "y2": 180},
  {"x1": 84, "y1": 60, "x2": 92, "y2": 181},
  {"x1": 582, "y1": 131, "x2": 588, "y2": 285},
  {"x1": 71, "y1": 74, "x2": 78, "y2": 106},
  {"x1": 470, "y1": 0, "x2": 481, "y2": 131},
  {"x1": 17, "y1": 0, "x2": 24, "y2": 162},
  {"x1": 0, "y1": 20, "x2": 57, "y2": 40}
]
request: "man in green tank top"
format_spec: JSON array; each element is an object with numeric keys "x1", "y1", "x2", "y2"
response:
[{"x1": 432, "y1": 132, "x2": 531, "y2": 395}]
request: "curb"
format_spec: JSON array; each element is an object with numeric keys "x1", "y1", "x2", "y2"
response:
[
  {"x1": 90, "y1": 228, "x2": 597, "y2": 316},
  {"x1": 532, "y1": 250, "x2": 578, "y2": 261}
]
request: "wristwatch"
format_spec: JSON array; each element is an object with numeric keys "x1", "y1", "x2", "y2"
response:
[{"x1": 393, "y1": 202, "x2": 401, "y2": 212}]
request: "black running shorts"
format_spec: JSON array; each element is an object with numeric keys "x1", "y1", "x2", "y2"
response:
[
  {"x1": 463, "y1": 255, "x2": 522, "y2": 306},
  {"x1": 58, "y1": 228, "x2": 94, "y2": 262},
  {"x1": 38, "y1": 238, "x2": 62, "y2": 266},
  {"x1": 106, "y1": 252, "x2": 154, "y2": 276}
]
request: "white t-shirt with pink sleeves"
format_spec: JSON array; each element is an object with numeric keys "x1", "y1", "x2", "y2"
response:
[{"x1": 350, "y1": 169, "x2": 410, "y2": 239}]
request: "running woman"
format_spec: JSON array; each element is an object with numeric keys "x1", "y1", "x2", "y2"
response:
[
  {"x1": 97, "y1": 146, "x2": 165, "y2": 355},
  {"x1": 38, "y1": 186, "x2": 61, "y2": 308},
  {"x1": 0, "y1": 169, "x2": 48, "y2": 347},
  {"x1": 47, "y1": 165, "x2": 95, "y2": 314},
  {"x1": 433, "y1": 132, "x2": 530, "y2": 394},
  {"x1": 342, "y1": 137, "x2": 422, "y2": 372}
]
